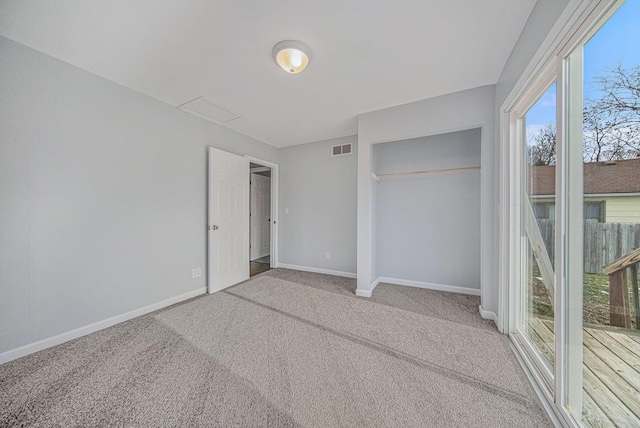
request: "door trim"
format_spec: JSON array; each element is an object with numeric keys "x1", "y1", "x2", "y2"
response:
[
  {"x1": 245, "y1": 156, "x2": 279, "y2": 269},
  {"x1": 249, "y1": 172, "x2": 271, "y2": 261}
]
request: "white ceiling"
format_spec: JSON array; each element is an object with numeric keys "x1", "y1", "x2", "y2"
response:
[{"x1": 0, "y1": 0, "x2": 537, "y2": 148}]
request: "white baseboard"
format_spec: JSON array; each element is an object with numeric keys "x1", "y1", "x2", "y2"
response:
[
  {"x1": 478, "y1": 305, "x2": 498, "y2": 323},
  {"x1": 355, "y1": 289, "x2": 372, "y2": 297},
  {"x1": 0, "y1": 287, "x2": 207, "y2": 365},
  {"x1": 278, "y1": 263, "x2": 357, "y2": 279},
  {"x1": 355, "y1": 276, "x2": 381, "y2": 298},
  {"x1": 378, "y1": 277, "x2": 481, "y2": 296}
]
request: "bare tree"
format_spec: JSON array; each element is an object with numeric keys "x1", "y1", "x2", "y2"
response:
[
  {"x1": 528, "y1": 65, "x2": 640, "y2": 164},
  {"x1": 593, "y1": 64, "x2": 640, "y2": 115},
  {"x1": 583, "y1": 64, "x2": 640, "y2": 161},
  {"x1": 583, "y1": 102, "x2": 639, "y2": 161},
  {"x1": 528, "y1": 123, "x2": 557, "y2": 166}
]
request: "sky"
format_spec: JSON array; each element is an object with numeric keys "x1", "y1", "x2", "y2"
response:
[{"x1": 526, "y1": 0, "x2": 640, "y2": 130}]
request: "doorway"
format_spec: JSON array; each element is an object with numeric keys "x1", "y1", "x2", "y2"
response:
[
  {"x1": 247, "y1": 157, "x2": 279, "y2": 277},
  {"x1": 250, "y1": 162, "x2": 272, "y2": 276},
  {"x1": 207, "y1": 149, "x2": 279, "y2": 292}
]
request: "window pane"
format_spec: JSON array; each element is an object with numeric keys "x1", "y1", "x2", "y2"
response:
[
  {"x1": 522, "y1": 83, "x2": 557, "y2": 371},
  {"x1": 533, "y1": 203, "x2": 547, "y2": 219},
  {"x1": 576, "y1": 2, "x2": 640, "y2": 426},
  {"x1": 584, "y1": 202, "x2": 603, "y2": 222}
]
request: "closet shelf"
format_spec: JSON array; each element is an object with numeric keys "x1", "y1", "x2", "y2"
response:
[{"x1": 371, "y1": 166, "x2": 480, "y2": 181}]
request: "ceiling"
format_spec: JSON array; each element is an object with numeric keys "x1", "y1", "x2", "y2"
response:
[{"x1": 0, "y1": 0, "x2": 537, "y2": 148}]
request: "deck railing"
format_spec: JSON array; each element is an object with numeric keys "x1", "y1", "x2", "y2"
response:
[{"x1": 604, "y1": 248, "x2": 640, "y2": 329}]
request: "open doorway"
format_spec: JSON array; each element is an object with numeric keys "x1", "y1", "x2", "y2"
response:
[{"x1": 249, "y1": 161, "x2": 273, "y2": 276}]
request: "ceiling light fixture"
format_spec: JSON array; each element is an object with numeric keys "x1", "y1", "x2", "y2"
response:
[{"x1": 272, "y1": 40, "x2": 310, "y2": 74}]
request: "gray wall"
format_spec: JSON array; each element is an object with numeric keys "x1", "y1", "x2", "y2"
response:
[
  {"x1": 373, "y1": 128, "x2": 481, "y2": 174},
  {"x1": 0, "y1": 0, "x2": 575, "y2": 356},
  {"x1": 495, "y1": 0, "x2": 571, "y2": 108},
  {"x1": 492, "y1": 0, "x2": 571, "y2": 325},
  {"x1": 278, "y1": 136, "x2": 357, "y2": 274},
  {"x1": 357, "y1": 85, "x2": 495, "y2": 307},
  {"x1": 0, "y1": 36, "x2": 278, "y2": 354},
  {"x1": 374, "y1": 129, "x2": 481, "y2": 288}
]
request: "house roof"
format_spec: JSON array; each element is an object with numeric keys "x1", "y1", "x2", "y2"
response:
[{"x1": 532, "y1": 158, "x2": 640, "y2": 195}]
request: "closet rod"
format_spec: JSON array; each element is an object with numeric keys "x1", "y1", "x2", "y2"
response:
[{"x1": 373, "y1": 166, "x2": 480, "y2": 180}]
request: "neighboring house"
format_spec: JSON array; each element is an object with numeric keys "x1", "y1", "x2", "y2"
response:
[{"x1": 531, "y1": 158, "x2": 640, "y2": 223}]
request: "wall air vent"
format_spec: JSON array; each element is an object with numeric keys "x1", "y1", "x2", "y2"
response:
[{"x1": 332, "y1": 143, "x2": 352, "y2": 157}]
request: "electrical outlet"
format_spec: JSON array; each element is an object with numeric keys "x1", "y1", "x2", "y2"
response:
[
  {"x1": 192, "y1": 268, "x2": 202, "y2": 278},
  {"x1": 325, "y1": 252, "x2": 331, "y2": 259}
]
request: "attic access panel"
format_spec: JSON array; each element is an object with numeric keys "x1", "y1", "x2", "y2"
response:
[{"x1": 178, "y1": 97, "x2": 243, "y2": 124}]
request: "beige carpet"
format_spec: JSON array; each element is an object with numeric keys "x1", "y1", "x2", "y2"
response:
[{"x1": 0, "y1": 269, "x2": 552, "y2": 427}]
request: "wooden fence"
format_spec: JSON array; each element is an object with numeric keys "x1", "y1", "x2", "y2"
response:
[{"x1": 537, "y1": 219, "x2": 640, "y2": 274}]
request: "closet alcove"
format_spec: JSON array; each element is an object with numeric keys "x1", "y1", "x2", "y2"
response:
[{"x1": 371, "y1": 128, "x2": 482, "y2": 292}]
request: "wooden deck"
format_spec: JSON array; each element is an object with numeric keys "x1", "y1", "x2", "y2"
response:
[{"x1": 527, "y1": 318, "x2": 640, "y2": 428}]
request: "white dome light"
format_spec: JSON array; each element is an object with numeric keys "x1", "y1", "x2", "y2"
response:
[{"x1": 272, "y1": 40, "x2": 310, "y2": 74}]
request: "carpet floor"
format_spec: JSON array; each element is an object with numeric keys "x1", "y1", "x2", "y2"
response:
[{"x1": 0, "y1": 269, "x2": 552, "y2": 427}]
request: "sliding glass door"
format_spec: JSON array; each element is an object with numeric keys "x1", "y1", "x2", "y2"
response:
[
  {"x1": 510, "y1": 1, "x2": 640, "y2": 426},
  {"x1": 517, "y1": 82, "x2": 558, "y2": 388},
  {"x1": 568, "y1": 2, "x2": 640, "y2": 425}
]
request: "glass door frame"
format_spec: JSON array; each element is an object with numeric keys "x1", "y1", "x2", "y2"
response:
[
  {"x1": 508, "y1": 61, "x2": 559, "y2": 401},
  {"x1": 503, "y1": 0, "x2": 626, "y2": 426}
]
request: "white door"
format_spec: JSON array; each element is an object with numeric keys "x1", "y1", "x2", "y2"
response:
[
  {"x1": 250, "y1": 173, "x2": 271, "y2": 261},
  {"x1": 208, "y1": 147, "x2": 249, "y2": 294}
]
